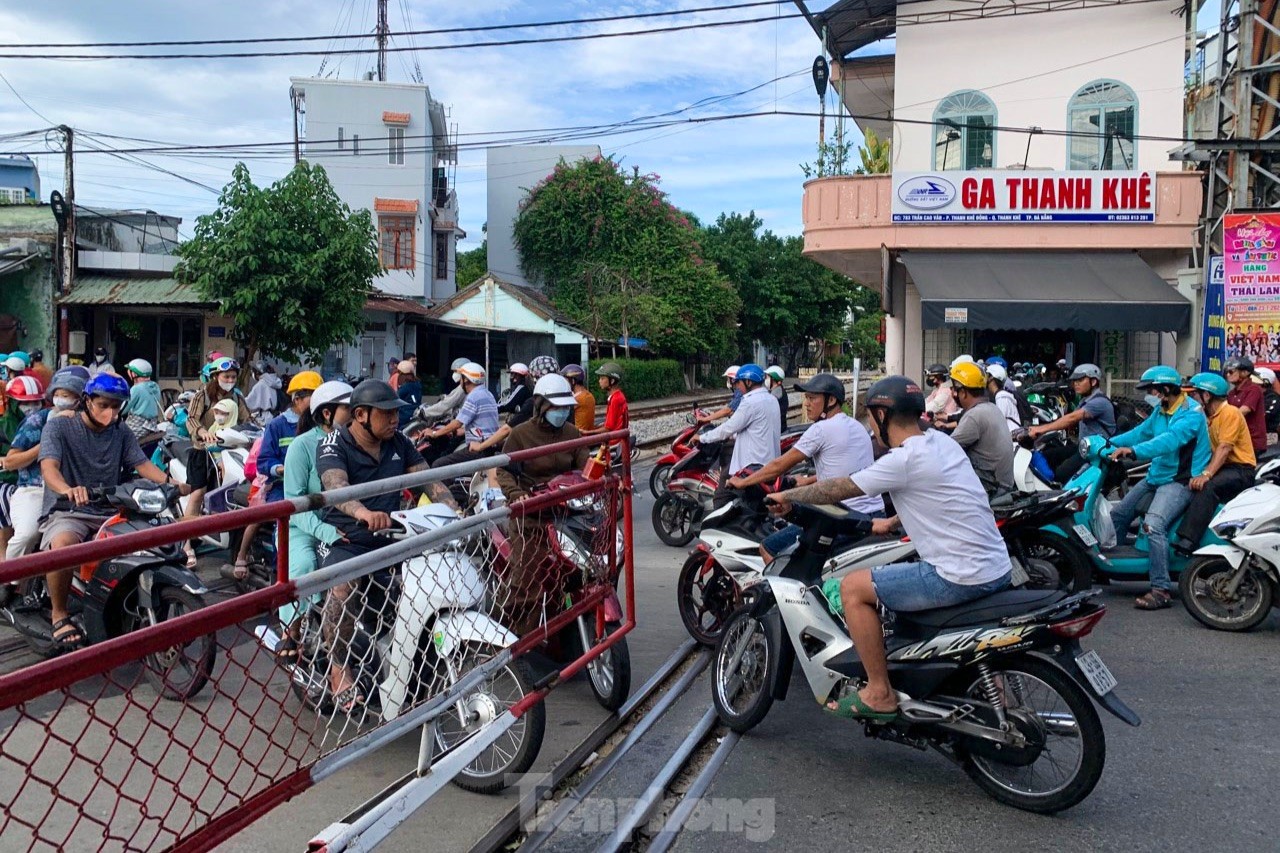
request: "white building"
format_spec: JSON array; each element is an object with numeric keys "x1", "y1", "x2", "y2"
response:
[{"x1": 485, "y1": 144, "x2": 601, "y2": 287}]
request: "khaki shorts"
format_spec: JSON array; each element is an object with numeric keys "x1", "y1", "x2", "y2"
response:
[{"x1": 40, "y1": 510, "x2": 113, "y2": 551}]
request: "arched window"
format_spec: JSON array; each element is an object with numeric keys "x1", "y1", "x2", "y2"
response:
[
  {"x1": 932, "y1": 90, "x2": 996, "y2": 171},
  {"x1": 1067, "y1": 80, "x2": 1137, "y2": 170}
]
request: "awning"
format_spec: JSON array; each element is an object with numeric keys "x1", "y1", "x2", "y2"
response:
[
  {"x1": 899, "y1": 251, "x2": 1191, "y2": 332},
  {"x1": 364, "y1": 295, "x2": 433, "y2": 318},
  {"x1": 59, "y1": 276, "x2": 207, "y2": 305}
]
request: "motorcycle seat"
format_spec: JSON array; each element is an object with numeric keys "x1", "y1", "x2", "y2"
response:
[
  {"x1": 166, "y1": 438, "x2": 193, "y2": 458},
  {"x1": 894, "y1": 588, "x2": 1068, "y2": 631}
]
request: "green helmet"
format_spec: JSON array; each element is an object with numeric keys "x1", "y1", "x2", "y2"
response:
[
  {"x1": 1188, "y1": 371, "x2": 1230, "y2": 398},
  {"x1": 595, "y1": 361, "x2": 623, "y2": 380},
  {"x1": 1135, "y1": 365, "x2": 1181, "y2": 392}
]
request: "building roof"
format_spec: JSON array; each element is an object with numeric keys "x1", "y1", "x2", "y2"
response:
[
  {"x1": 431, "y1": 273, "x2": 585, "y2": 333},
  {"x1": 365, "y1": 293, "x2": 434, "y2": 317},
  {"x1": 800, "y1": 0, "x2": 899, "y2": 60},
  {"x1": 59, "y1": 276, "x2": 208, "y2": 305}
]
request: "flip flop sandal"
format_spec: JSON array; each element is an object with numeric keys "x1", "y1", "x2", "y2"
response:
[
  {"x1": 824, "y1": 690, "x2": 899, "y2": 722},
  {"x1": 334, "y1": 685, "x2": 365, "y2": 715},
  {"x1": 1135, "y1": 589, "x2": 1172, "y2": 610},
  {"x1": 233, "y1": 561, "x2": 249, "y2": 580},
  {"x1": 184, "y1": 545, "x2": 198, "y2": 569},
  {"x1": 51, "y1": 617, "x2": 85, "y2": 651},
  {"x1": 275, "y1": 635, "x2": 299, "y2": 663}
]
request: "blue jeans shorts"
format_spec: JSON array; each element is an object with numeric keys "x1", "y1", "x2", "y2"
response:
[
  {"x1": 869, "y1": 560, "x2": 1012, "y2": 613},
  {"x1": 762, "y1": 511, "x2": 886, "y2": 558}
]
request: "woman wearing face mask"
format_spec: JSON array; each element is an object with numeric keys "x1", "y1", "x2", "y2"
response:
[
  {"x1": 494, "y1": 373, "x2": 592, "y2": 635},
  {"x1": 0, "y1": 375, "x2": 50, "y2": 557},
  {"x1": 181, "y1": 357, "x2": 252, "y2": 565},
  {"x1": 275, "y1": 380, "x2": 353, "y2": 662}
]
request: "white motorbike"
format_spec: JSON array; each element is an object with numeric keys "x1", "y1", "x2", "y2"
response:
[
  {"x1": 160, "y1": 425, "x2": 261, "y2": 554},
  {"x1": 258, "y1": 502, "x2": 545, "y2": 794},
  {"x1": 1180, "y1": 457, "x2": 1280, "y2": 632}
]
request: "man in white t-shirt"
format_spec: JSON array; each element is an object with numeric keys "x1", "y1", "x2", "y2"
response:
[
  {"x1": 987, "y1": 364, "x2": 1022, "y2": 433},
  {"x1": 768, "y1": 376, "x2": 1012, "y2": 722},
  {"x1": 728, "y1": 373, "x2": 883, "y2": 563}
]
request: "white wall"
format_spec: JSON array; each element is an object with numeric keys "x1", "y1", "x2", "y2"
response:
[
  {"x1": 485, "y1": 145, "x2": 602, "y2": 287},
  {"x1": 294, "y1": 78, "x2": 449, "y2": 299},
  {"x1": 891, "y1": 1, "x2": 1187, "y2": 173}
]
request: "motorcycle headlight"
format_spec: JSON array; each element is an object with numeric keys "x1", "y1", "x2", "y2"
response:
[
  {"x1": 555, "y1": 529, "x2": 593, "y2": 570},
  {"x1": 1212, "y1": 519, "x2": 1252, "y2": 540},
  {"x1": 133, "y1": 488, "x2": 166, "y2": 514}
]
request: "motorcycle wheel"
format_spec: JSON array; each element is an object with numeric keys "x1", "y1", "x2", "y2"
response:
[
  {"x1": 652, "y1": 492, "x2": 702, "y2": 547},
  {"x1": 677, "y1": 552, "x2": 742, "y2": 645},
  {"x1": 584, "y1": 619, "x2": 631, "y2": 712},
  {"x1": 136, "y1": 587, "x2": 216, "y2": 701},
  {"x1": 957, "y1": 655, "x2": 1105, "y2": 814},
  {"x1": 1011, "y1": 530, "x2": 1092, "y2": 592},
  {"x1": 1178, "y1": 555, "x2": 1274, "y2": 632},
  {"x1": 435, "y1": 643, "x2": 546, "y2": 794},
  {"x1": 649, "y1": 463, "x2": 674, "y2": 498},
  {"x1": 712, "y1": 607, "x2": 778, "y2": 734}
]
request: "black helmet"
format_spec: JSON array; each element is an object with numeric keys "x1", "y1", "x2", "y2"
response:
[
  {"x1": 865, "y1": 375, "x2": 926, "y2": 416},
  {"x1": 1225, "y1": 356, "x2": 1255, "y2": 374},
  {"x1": 925, "y1": 363, "x2": 948, "y2": 376},
  {"x1": 348, "y1": 379, "x2": 402, "y2": 411},
  {"x1": 795, "y1": 373, "x2": 845, "y2": 404}
]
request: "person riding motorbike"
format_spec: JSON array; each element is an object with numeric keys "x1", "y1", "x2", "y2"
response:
[
  {"x1": 5, "y1": 371, "x2": 83, "y2": 560},
  {"x1": 945, "y1": 361, "x2": 1015, "y2": 496},
  {"x1": 562, "y1": 364, "x2": 597, "y2": 432},
  {"x1": 38, "y1": 373, "x2": 189, "y2": 650},
  {"x1": 495, "y1": 374, "x2": 593, "y2": 635},
  {"x1": 121, "y1": 359, "x2": 162, "y2": 438},
  {"x1": 181, "y1": 357, "x2": 252, "y2": 565},
  {"x1": 427, "y1": 363, "x2": 501, "y2": 473},
  {"x1": 697, "y1": 366, "x2": 743, "y2": 425},
  {"x1": 418, "y1": 357, "x2": 473, "y2": 423},
  {"x1": 765, "y1": 365, "x2": 789, "y2": 428},
  {"x1": 1106, "y1": 365, "x2": 1211, "y2": 611},
  {"x1": 469, "y1": 356, "x2": 564, "y2": 453},
  {"x1": 395, "y1": 360, "x2": 421, "y2": 428},
  {"x1": 1174, "y1": 372, "x2": 1256, "y2": 555},
  {"x1": 986, "y1": 363, "x2": 1021, "y2": 432},
  {"x1": 0, "y1": 375, "x2": 46, "y2": 557},
  {"x1": 1225, "y1": 356, "x2": 1268, "y2": 456},
  {"x1": 581, "y1": 362, "x2": 629, "y2": 444},
  {"x1": 694, "y1": 364, "x2": 780, "y2": 507},
  {"x1": 497, "y1": 362, "x2": 531, "y2": 415},
  {"x1": 1026, "y1": 363, "x2": 1116, "y2": 483},
  {"x1": 766, "y1": 376, "x2": 1012, "y2": 721},
  {"x1": 245, "y1": 363, "x2": 283, "y2": 425},
  {"x1": 727, "y1": 372, "x2": 883, "y2": 563},
  {"x1": 315, "y1": 379, "x2": 430, "y2": 709},
  {"x1": 923, "y1": 362, "x2": 958, "y2": 427}
]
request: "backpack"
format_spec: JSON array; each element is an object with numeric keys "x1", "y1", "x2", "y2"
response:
[{"x1": 1006, "y1": 386, "x2": 1036, "y2": 426}]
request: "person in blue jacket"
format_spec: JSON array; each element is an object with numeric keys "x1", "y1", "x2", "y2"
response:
[
  {"x1": 1106, "y1": 365, "x2": 1211, "y2": 611},
  {"x1": 228, "y1": 370, "x2": 322, "y2": 577}
]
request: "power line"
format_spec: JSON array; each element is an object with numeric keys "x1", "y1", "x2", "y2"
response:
[
  {"x1": 0, "y1": 1, "x2": 790, "y2": 49},
  {"x1": 0, "y1": 12, "x2": 805, "y2": 61},
  {"x1": 0, "y1": 69, "x2": 56, "y2": 125}
]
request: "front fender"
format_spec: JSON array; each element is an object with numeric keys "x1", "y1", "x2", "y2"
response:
[
  {"x1": 1192, "y1": 544, "x2": 1247, "y2": 569},
  {"x1": 434, "y1": 610, "x2": 518, "y2": 657},
  {"x1": 137, "y1": 564, "x2": 208, "y2": 607}
]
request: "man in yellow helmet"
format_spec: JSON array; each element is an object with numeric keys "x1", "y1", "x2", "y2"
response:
[{"x1": 948, "y1": 361, "x2": 1015, "y2": 496}]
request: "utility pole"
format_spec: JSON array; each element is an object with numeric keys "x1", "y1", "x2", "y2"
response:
[
  {"x1": 59, "y1": 124, "x2": 74, "y2": 364},
  {"x1": 376, "y1": 0, "x2": 389, "y2": 82}
]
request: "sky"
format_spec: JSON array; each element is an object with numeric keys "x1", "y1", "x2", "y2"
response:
[{"x1": 0, "y1": 1, "x2": 842, "y2": 248}]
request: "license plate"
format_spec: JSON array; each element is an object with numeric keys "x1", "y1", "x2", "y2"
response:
[
  {"x1": 1076, "y1": 649, "x2": 1117, "y2": 695},
  {"x1": 1072, "y1": 523, "x2": 1098, "y2": 548}
]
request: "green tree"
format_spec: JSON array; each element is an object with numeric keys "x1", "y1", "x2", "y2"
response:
[
  {"x1": 513, "y1": 156, "x2": 740, "y2": 361},
  {"x1": 456, "y1": 239, "x2": 487, "y2": 286},
  {"x1": 175, "y1": 162, "x2": 380, "y2": 364},
  {"x1": 856, "y1": 127, "x2": 892, "y2": 174},
  {"x1": 700, "y1": 212, "x2": 865, "y2": 370}
]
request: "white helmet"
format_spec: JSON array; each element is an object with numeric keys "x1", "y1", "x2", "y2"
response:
[
  {"x1": 450, "y1": 357, "x2": 470, "y2": 371},
  {"x1": 458, "y1": 362, "x2": 486, "y2": 384},
  {"x1": 533, "y1": 373, "x2": 577, "y2": 406},
  {"x1": 310, "y1": 380, "x2": 353, "y2": 414},
  {"x1": 508, "y1": 362, "x2": 529, "y2": 376},
  {"x1": 722, "y1": 365, "x2": 740, "y2": 379},
  {"x1": 1257, "y1": 367, "x2": 1277, "y2": 384},
  {"x1": 125, "y1": 357, "x2": 153, "y2": 377},
  {"x1": 765, "y1": 365, "x2": 785, "y2": 381},
  {"x1": 950, "y1": 354, "x2": 975, "y2": 369},
  {"x1": 986, "y1": 364, "x2": 1008, "y2": 382}
]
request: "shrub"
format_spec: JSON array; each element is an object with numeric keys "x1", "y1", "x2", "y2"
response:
[{"x1": 591, "y1": 358, "x2": 685, "y2": 403}]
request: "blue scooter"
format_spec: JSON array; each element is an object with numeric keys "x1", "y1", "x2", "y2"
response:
[{"x1": 1040, "y1": 434, "x2": 1225, "y2": 585}]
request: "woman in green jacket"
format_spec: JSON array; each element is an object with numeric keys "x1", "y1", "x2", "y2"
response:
[{"x1": 277, "y1": 380, "x2": 353, "y2": 655}]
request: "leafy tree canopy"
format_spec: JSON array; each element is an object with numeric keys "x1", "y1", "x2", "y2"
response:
[
  {"x1": 513, "y1": 156, "x2": 739, "y2": 359},
  {"x1": 175, "y1": 162, "x2": 380, "y2": 364},
  {"x1": 456, "y1": 239, "x2": 487, "y2": 287}
]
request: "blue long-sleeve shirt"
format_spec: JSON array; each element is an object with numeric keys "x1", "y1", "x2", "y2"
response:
[
  {"x1": 1110, "y1": 394, "x2": 1211, "y2": 486},
  {"x1": 257, "y1": 411, "x2": 299, "y2": 501}
]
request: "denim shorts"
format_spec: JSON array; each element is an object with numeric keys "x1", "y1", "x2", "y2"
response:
[
  {"x1": 870, "y1": 560, "x2": 1012, "y2": 613},
  {"x1": 762, "y1": 511, "x2": 886, "y2": 558}
]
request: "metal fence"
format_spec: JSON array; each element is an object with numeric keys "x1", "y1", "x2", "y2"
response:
[{"x1": 0, "y1": 430, "x2": 634, "y2": 853}]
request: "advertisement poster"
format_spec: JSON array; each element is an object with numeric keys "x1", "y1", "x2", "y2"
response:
[
  {"x1": 1224, "y1": 214, "x2": 1280, "y2": 370},
  {"x1": 1200, "y1": 256, "x2": 1225, "y2": 373}
]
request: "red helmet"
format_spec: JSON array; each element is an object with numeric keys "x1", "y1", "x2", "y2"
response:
[{"x1": 5, "y1": 375, "x2": 44, "y2": 402}]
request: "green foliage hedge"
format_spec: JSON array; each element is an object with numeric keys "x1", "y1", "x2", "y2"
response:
[{"x1": 591, "y1": 358, "x2": 685, "y2": 403}]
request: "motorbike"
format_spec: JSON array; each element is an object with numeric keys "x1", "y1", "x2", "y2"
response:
[
  {"x1": 402, "y1": 416, "x2": 464, "y2": 466},
  {"x1": 1180, "y1": 456, "x2": 1280, "y2": 632},
  {"x1": 219, "y1": 477, "x2": 278, "y2": 591},
  {"x1": 0, "y1": 481, "x2": 216, "y2": 700},
  {"x1": 160, "y1": 424, "x2": 261, "y2": 557},
  {"x1": 1011, "y1": 429, "x2": 1065, "y2": 493},
  {"x1": 711, "y1": 501, "x2": 1139, "y2": 814},
  {"x1": 992, "y1": 489, "x2": 1093, "y2": 592},
  {"x1": 257, "y1": 502, "x2": 545, "y2": 794},
  {"x1": 649, "y1": 409, "x2": 710, "y2": 497}
]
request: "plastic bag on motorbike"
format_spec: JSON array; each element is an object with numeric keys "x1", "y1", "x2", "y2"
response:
[{"x1": 1093, "y1": 496, "x2": 1117, "y2": 550}]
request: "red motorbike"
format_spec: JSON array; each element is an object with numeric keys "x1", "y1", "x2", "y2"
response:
[{"x1": 648, "y1": 408, "x2": 709, "y2": 497}]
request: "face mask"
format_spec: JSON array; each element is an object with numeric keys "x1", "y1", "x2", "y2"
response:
[
  {"x1": 1144, "y1": 394, "x2": 1161, "y2": 409},
  {"x1": 218, "y1": 379, "x2": 236, "y2": 392},
  {"x1": 213, "y1": 414, "x2": 230, "y2": 425},
  {"x1": 284, "y1": 409, "x2": 300, "y2": 424},
  {"x1": 52, "y1": 396, "x2": 76, "y2": 411},
  {"x1": 18, "y1": 402, "x2": 41, "y2": 417},
  {"x1": 544, "y1": 407, "x2": 571, "y2": 428},
  {"x1": 451, "y1": 372, "x2": 461, "y2": 385},
  {"x1": 94, "y1": 355, "x2": 105, "y2": 364}
]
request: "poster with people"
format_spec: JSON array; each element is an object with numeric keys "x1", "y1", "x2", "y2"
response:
[{"x1": 1224, "y1": 213, "x2": 1280, "y2": 370}]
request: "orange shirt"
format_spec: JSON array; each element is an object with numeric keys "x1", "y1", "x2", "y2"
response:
[
  {"x1": 1208, "y1": 402, "x2": 1256, "y2": 468},
  {"x1": 573, "y1": 386, "x2": 596, "y2": 432}
]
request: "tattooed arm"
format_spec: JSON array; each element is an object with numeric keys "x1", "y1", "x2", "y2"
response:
[
  {"x1": 767, "y1": 477, "x2": 863, "y2": 516},
  {"x1": 320, "y1": 467, "x2": 391, "y2": 531},
  {"x1": 408, "y1": 461, "x2": 461, "y2": 511}
]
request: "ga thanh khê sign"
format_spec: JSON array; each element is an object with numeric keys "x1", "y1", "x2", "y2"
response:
[{"x1": 891, "y1": 170, "x2": 1156, "y2": 223}]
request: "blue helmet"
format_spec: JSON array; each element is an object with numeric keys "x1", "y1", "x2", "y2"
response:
[
  {"x1": 736, "y1": 363, "x2": 765, "y2": 384},
  {"x1": 986, "y1": 355, "x2": 1007, "y2": 369},
  {"x1": 1135, "y1": 365, "x2": 1181, "y2": 391},
  {"x1": 1188, "y1": 371, "x2": 1230, "y2": 398},
  {"x1": 84, "y1": 373, "x2": 130, "y2": 401}
]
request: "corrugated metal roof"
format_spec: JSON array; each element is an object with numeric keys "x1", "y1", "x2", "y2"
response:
[
  {"x1": 60, "y1": 276, "x2": 208, "y2": 305},
  {"x1": 365, "y1": 295, "x2": 434, "y2": 317}
]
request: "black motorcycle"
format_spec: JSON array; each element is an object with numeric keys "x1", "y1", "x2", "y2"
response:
[{"x1": 0, "y1": 481, "x2": 216, "y2": 700}]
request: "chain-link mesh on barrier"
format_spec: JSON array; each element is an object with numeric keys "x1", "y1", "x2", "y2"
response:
[{"x1": 0, "y1": 431, "x2": 633, "y2": 853}]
